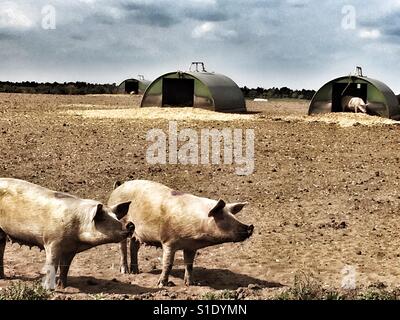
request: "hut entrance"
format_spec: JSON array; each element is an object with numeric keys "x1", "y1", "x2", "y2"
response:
[
  {"x1": 332, "y1": 82, "x2": 368, "y2": 112},
  {"x1": 125, "y1": 80, "x2": 139, "y2": 94},
  {"x1": 162, "y1": 78, "x2": 194, "y2": 107}
]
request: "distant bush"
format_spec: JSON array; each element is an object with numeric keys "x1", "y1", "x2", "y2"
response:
[
  {"x1": 241, "y1": 86, "x2": 316, "y2": 100},
  {"x1": 0, "y1": 81, "x2": 118, "y2": 95}
]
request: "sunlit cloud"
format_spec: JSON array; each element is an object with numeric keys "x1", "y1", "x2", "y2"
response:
[
  {"x1": 0, "y1": 2, "x2": 34, "y2": 28},
  {"x1": 359, "y1": 29, "x2": 381, "y2": 39}
]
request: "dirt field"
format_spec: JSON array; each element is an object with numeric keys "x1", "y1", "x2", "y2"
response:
[{"x1": 1, "y1": 93, "x2": 400, "y2": 300}]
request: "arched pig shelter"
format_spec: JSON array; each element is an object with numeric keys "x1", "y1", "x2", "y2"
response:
[
  {"x1": 140, "y1": 71, "x2": 246, "y2": 113},
  {"x1": 118, "y1": 78, "x2": 151, "y2": 94},
  {"x1": 308, "y1": 75, "x2": 400, "y2": 120}
]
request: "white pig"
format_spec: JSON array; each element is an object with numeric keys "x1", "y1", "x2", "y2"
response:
[
  {"x1": 342, "y1": 96, "x2": 368, "y2": 113},
  {"x1": 0, "y1": 178, "x2": 134, "y2": 289},
  {"x1": 108, "y1": 180, "x2": 254, "y2": 287}
]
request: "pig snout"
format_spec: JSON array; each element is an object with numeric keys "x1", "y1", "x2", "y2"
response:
[
  {"x1": 126, "y1": 222, "x2": 135, "y2": 235},
  {"x1": 247, "y1": 224, "x2": 254, "y2": 237},
  {"x1": 119, "y1": 222, "x2": 135, "y2": 239},
  {"x1": 121, "y1": 222, "x2": 135, "y2": 238},
  {"x1": 236, "y1": 224, "x2": 254, "y2": 242}
]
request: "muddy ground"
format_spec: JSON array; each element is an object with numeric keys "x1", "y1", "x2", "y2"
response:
[{"x1": 1, "y1": 93, "x2": 400, "y2": 300}]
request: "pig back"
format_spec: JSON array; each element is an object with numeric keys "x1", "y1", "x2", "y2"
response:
[
  {"x1": 108, "y1": 180, "x2": 171, "y2": 243},
  {"x1": 0, "y1": 178, "x2": 77, "y2": 247},
  {"x1": 108, "y1": 180, "x2": 205, "y2": 244}
]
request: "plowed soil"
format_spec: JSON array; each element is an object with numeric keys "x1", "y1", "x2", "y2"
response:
[{"x1": 1, "y1": 93, "x2": 400, "y2": 300}]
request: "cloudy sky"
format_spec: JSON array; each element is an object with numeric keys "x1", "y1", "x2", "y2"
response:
[{"x1": 1, "y1": 0, "x2": 400, "y2": 91}]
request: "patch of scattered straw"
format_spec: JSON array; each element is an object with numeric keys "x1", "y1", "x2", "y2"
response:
[
  {"x1": 63, "y1": 107, "x2": 255, "y2": 122},
  {"x1": 61, "y1": 104, "x2": 133, "y2": 109},
  {"x1": 85, "y1": 94, "x2": 128, "y2": 97},
  {"x1": 61, "y1": 104, "x2": 99, "y2": 109},
  {"x1": 280, "y1": 113, "x2": 400, "y2": 127}
]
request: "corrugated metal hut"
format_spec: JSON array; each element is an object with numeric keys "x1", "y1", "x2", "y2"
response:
[
  {"x1": 309, "y1": 70, "x2": 400, "y2": 120},
  {"x1": 118, "y1": 75, "x2": 151, "y2": 94},
  {"x1": 140, "y1": 63, "x2": 246, "y2": 113}
]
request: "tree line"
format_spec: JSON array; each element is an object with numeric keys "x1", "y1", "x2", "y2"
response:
[
  {"x1": 0, "y1": 81, "x2": 316, "y2": 100},
  {"x1": 241, "y1": 86, "x2": 316, "y2": 100},
  {"x1": 0, "y1": 81, "x2": 118, "y2": 95}
]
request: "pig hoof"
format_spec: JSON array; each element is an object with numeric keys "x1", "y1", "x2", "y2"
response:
[
  {"x1": 157, "y1": 280, "x2": 175, "y2": 288},
  {"x1": 184, "y1": 279, "x2": 195, "y2": 286},
  {"x1": 56, "y1": 279, "x2": 67, "y2": 290},
  {"x1": 42, "y1": 282, "x2": 56, "y2": 291},
  {"x1": 120, "y1": 265, "x2": 129, "y2": 274},
  {"x1": 130, "y1": 267, "x2": 140, "y2": 274}
]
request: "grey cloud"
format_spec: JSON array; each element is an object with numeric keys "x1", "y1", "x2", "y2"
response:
[
  {"x1": 361, "y1": 10, "x2": 400, "y2": 39},
  {"x1": 124, "y1": 11, "x2": 178, "y2": 27},
  {"x1": 181, "y1": 2, "x2": 234, "y2": 22},
  {"x1": 1, "y1": 0, "x2": 400, "y2": 92},
  {"x1": 119, "y1": 1, "x2": 178, "y2": 27},
  {"x1": 69, "y1": 33, "x2": 87, "y2": 41},
  {"x1": 0, "y1": 31, "x2": 19, "y2": 40},
  {"x1": 91, "y1": 12, "x2": 118, "y2": 26},
  {"x1": 286, "y1": 0, "x2": 310, "y2": 8},
  {"x1": 184, "y1": 9, "x2": 230, "y2": 22}
]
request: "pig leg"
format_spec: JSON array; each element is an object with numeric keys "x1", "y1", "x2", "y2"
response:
[
  {"x1": 0, "y1": 229, "x2": 6, "y2": 279},
  {"x1": 129, "y1": 237, "x2": 141, "y2": 274},
  {"x1": 42, "y1": 243, "x2": 61, "y2": 290},
  {"x1": 157, "y1": 245, "x2": 176, "y2": 287},
  {"x1": 183, "y1": 250, "x2": 197, "y2": 286},
  {"x1": 119, "y1": 239, "x2": 129, "y2": 274},
  {"x1": 57, "y1": 252, "x2": 76, "y2": 289}
]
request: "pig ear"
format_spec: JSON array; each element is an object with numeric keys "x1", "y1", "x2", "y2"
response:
[
  {"x1": 208, "y1": 199, "x2": 226, "y2": 217},
  {"x1": 111, "y1": 201, "x2": 132, "y2": 220},
  {"x1": 226, "y1": 202, "x2": 248, "y2": 215},
  {"x1": 92, "y1": 204, "x2": 104, "y2": 221}
]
